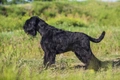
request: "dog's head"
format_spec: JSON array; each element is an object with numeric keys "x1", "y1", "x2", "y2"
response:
[
  {"x1": 23, "y1": 16, "x2": 49, "y2": 36},
  {"x1": 23, "y1": 16, "x2": 40, "y2": 36}
]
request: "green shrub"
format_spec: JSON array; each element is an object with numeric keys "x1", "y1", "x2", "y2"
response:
[
  {"x1": 0, "y1": 15, "x2": 29, "y2": 32},
  {"x1": 47, "y1": 16, "x2": 87, "y2": 27},
  {"x1": 0, "y1": 1, "x2": 120, "y2": 32}
]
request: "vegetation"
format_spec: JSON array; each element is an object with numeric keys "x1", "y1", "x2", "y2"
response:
[
  {"x1": 0, "y1": 1, "x2": 120, "y2": 32},
  {"x1": 0, "y1": 1, "x2": 120, "y2": 80}
]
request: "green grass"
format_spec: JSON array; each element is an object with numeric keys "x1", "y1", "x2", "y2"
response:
[
  {"x1": 0, "y1": 26, "x2": 120, "y2": 80},
  {"x1": 0, "y1": 1, "x2": 120, "y2": 32},
  {"x1": 0, "y1": 1, "x2": 120, "y2": 80}
]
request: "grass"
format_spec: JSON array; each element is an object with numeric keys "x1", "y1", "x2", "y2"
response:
[
  {"x1": 0, "y1": 1, "x2": 120, "y2": 80},
  {"x1": 0, "y1": 26, "x2": 120, "y2": 80},
  {"x1": 0, "y1": 1, "x2": 120, "y2": 31}
]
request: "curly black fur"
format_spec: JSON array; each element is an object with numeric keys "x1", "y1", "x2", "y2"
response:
[{"x1": 23, "y1": 16, "x2": 105, "y2": 68}]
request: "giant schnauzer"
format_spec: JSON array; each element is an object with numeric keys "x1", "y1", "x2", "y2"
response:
[{"x1": 23, "y1": 16, "x2": 105, "y2": 69}]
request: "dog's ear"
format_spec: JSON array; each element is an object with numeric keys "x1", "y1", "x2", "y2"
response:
[
  {"x1": 23, "y1": 16, "x2": 39, "y2": 36},
  {"x1": 37, "y1": 17, "x2": 48, "y2": 29},
  {"x1": 29, "y1": 16, "x2": 40, "y2": 28}
]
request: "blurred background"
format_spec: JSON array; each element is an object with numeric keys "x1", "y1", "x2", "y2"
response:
[{"x1": 0, "y1": 0, "x2": 120, "y2": 31}]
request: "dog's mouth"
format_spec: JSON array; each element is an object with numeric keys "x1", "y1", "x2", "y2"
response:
[{"x1": 25, "y1": 31, "x2": 36, "y2": 37}]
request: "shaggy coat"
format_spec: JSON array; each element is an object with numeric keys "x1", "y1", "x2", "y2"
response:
[{"x1": 23, "y1": 16, "x2": 105, "y2": 69}]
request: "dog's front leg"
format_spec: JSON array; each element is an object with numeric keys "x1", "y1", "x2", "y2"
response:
[
  {"x1": 43, "y1": 52, "x2": 56, "y2": 67},
  {"x1": 43, "y1": 53, "x2": 49, "y2": 66}
]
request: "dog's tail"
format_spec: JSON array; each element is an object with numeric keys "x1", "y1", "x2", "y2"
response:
[{"x1": 88, "y1": 31, "x2": 105, "y2": 43}]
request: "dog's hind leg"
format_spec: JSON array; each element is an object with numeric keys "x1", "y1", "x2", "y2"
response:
[
  {"x1": 74, "y1": 48, "x2": 92, "y2": 67},
  {"x1": 73, "y1": 48, "x2": 101, "y2": 70}
]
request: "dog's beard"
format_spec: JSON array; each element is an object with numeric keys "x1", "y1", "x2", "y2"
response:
[
  {"x1": 24, "y1": 29, "x2": 37, "y2": 37},
  {"x1": 28, "y1": 31, "x2": 36, "y2": 36}
]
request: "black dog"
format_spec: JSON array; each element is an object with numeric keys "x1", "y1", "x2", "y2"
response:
[{"x1": 23, "y1": 16, "x2": 105, "y2": 69}]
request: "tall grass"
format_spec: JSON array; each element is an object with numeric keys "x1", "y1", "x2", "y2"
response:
[{"x1": 0, "y1": 25, "x2": 120, "y2": 80}]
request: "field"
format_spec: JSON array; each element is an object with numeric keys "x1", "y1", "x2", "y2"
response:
[{"x1": 0, "y1": 1, "x2": 120, "y2": 80}]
